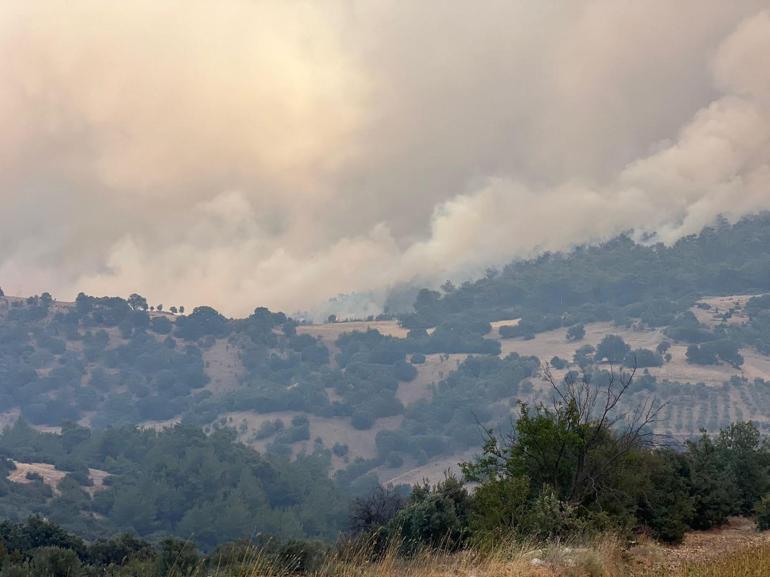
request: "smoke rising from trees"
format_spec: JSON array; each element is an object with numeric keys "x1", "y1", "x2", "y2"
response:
[{"x1": 1, "y1": 1, "x2": 769, "y2": 316}]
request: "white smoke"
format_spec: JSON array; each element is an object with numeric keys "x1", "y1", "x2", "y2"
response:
[{"x1": 0, "y1": 1, "x2": 769, "y2": 317}]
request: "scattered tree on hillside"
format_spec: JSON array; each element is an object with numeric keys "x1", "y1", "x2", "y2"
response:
[
  {"x1": 127, "y1": 293, "x2": 148, "y2": 312},
  {"x1": 624, "y1": 348, "x2": 663, "y2": 368},
  {"x1": 550, "y1": 356, "x2": 568, "y2": 369},
  {"x1": 595, "y1": 335, "x2": 630, "y2": 363},
  {"x1": 566, "y1": 323, "x2": 585, "y2": 341},
  {"x1": 573, "y1": 344, "x2": 595, "y2": 368}
]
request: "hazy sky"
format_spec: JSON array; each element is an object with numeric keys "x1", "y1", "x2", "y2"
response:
[{"x1": 1, "y1": 1, "x2": 770, "y2": 317}]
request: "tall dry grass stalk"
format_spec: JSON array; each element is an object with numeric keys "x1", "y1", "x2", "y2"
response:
[{"x1": 170, "y1": 533, "x2": 628, "y2": 577}]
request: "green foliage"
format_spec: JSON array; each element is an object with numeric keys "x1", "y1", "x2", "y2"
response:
[
  {"x1": 4, "y1": 215, "x2": 770, "y2": 555},
  {"x1": 624, "y1": 348, "x2": 663, "y2": 368},
  {"x1": 755, "y1": 495, "x2": 770, "y2": 531},
  {"x1": 461, "y1": 363, "x2": 770, "y2": 544},
  {"x1": 388, "y1": 477, "x2": 471, "y2": 555},
  {"x1": 686, "y1": 340, "x2": 744, "y2": 368},
  {"x1": 566, "y1": 323, "x2": 586, "y2": 341},
  {"x1": 522, "y1": 486, "x2": 582, "y2": 540},
  {"x1": 686, "y1": 433, "x2": 740, "y2": 530},
  {"x1": 0, "y1": 293, "x2": 210, "y2": 428},
  {"x1": 550, "y1": 356, "x2": 568, "y2": 369},
  {"x1": 351, "y1": 411, "x2": 374, "y2": 430},
  {"x1": 635, "y1": 450, "x2": 693, "y2": 544},
  {"x1": 595, "y1": 335, "x2": 629, "y2": 363},
  {"x1": 468, "y1": 475, "x2": 529, "y2": 537},
  {"x1": 156, "y1": 538, "x2": 200, "y2": 577},
  {"x1": 253, "y1": 418, "x2": 284, "y2": 440},
  {"x1": 29, "y1": 546, "x2": 82, "y2": 577},
  {"x1": 0, "y1": 517, "x2": 337, "y2": 577},
  {"x1": 0, "y1": 423, "x2": 346, "y2": 548},
  {"x1": 174, "y1": 306, "x2": 229, "y2": 341},
  {"x1": 716, "y1": 422, "x2": 770, "y2": 515},
  {"x1": 573, "y1": 344, "x2": 595, "y2": 368},
  {"x1": 391, "y1": 353, "x2": 538, "y2": 462},
  {"x1": 399, "y1": 215, "x2": 770, "y2": 337},
  {"x1": 666, "y1": 311, "x2": 714, "y2": 343}
]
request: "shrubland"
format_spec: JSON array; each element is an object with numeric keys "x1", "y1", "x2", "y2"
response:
[{"x1": 2, "y1": 215, "x2": 770, "y2": 572}]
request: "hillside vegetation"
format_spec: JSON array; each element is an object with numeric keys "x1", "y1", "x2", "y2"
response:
[{"x1": 2, "y1": 215, "x2": 770, "y2": 549}]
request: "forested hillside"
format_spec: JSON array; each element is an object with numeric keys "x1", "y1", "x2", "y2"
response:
[
  {"x1": 0, "y1": 421, "x2": 345, "y2": 548},
  {"x1": 2, "y1": 214, "x2": 770, "y2": 545}
]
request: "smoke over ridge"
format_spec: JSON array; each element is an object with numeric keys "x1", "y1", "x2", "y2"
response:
[{"x1": 1, "y1": 1, "x2": 769, "y2": 317}]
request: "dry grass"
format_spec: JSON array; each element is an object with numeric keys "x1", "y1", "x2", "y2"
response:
[
  {"x1": 7, "y1": 460, "x2": 110, "y2": 497},
  {"x1": 629, "y1": 518, "x2": 770, "y2": 576},
  {"x1": 222, "y1": 409, "x2": 403, "y2": 466},
  {"x1": 7, "y1": 461, "x2": 67, "y2": 495},
  {"x1": 173, "y1": 535, "x2": 628, "y2": 577},
  {"x1": 396, "y1": 353, "x2": 467, "y2": 406},
  {"x1": 174, "y1": 527, "x2": 770, "y2": 577},
  {"x1": 203, "y1": 338, "x2": 245, "y2": 394},
  {"x1": 182, "y1": 536, "x2": 770, "y2": 577},
  {"x1": 647, "y1": 542, "x2": 770, "y2": 577},
  {"x1": 297, "y1": 321, "x2": 409, "y2": 344}
]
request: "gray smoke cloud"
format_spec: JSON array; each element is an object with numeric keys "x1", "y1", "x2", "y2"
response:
[{"x1": 1, "y1": 1, "x2": 769, "y2": 317}]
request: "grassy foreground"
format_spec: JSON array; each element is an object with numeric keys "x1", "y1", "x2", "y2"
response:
[
  {"x1": 165, "y1": 535, "x2": 770, "y2": 577},
  {"x1": 169, "y1": 536, "x2": 625, "y2": 577},
  {"x1": 655, "y1": 543, "x2": 770, "y2": 577}
]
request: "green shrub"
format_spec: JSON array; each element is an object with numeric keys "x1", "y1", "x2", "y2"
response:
[
  {"x1": 522, "y1": 486, "x2": 581, "y2": 540},
  {"x1": 351, "y1": 411, "x2": 374, "y2": 430},
  {"x1": 30, "y1": 547, "x2": 82, "y2": 577},
  {"x1": 566, "y1": 324, "x2": 585, "y2": 341},
  {"x1": 756, "y1": 495, "x2": 770, "y2": 531},
  {"x1": 156, "y1": 538, "x2": 200, "y2": 577},
  {"x1": 550, "y1": 356, "x2": 568, "y2": 370},
  {"x1": 389, "y1": 476, "x2": 471, "y2": 555},
  {"x1": 469, "y1": 475, "x2": 529, "y2": 537}
]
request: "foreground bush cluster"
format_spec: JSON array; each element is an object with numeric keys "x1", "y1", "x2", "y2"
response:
[
  {"x1": 0, "y1": 516, "x2": 619, "y2": 577},
  {"x1": 3, "y1": 515, "x2": 769, "y2": 577},
  {"x1": 350, "y1": 370, "x2": 770, "y2": 550},
  {"x1": 4, "y1": 366, "x2": 770, "y2": 560},
  {"x1": 0, "y1": 516, "x2": 337, "y2": 577},
  {"x1": 1, "y1": 371, "x2": 770, "y2": 576}
]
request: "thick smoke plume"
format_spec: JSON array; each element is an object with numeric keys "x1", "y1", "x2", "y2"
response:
[{"x1": 1, "y1": 1, "x2": 769, "y2": 317}]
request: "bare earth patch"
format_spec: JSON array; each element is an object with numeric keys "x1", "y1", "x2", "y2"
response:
[
  {"x1": 222, "y1": 410, "x2": 403, "y2": 467},
  {"x1": 8, "y1": 462, "x2": 66, "y2": 495},
  {"x1": 630, "y1": 517, "x2": 769, "y2": 575},
  {"x1": 7, "y1": 461, "x2": 110, "y2": 497},
  {"x1": 496, "y1": 322, "x2": 663, "y2": 361},
  {"x1": 380, "y1": 450, "x2": 476, "y2": 487},
  {"x1": 691, "y1": 294, "x2": 760, "y2": 329},
  {"x1": 487, "y1": 318, "x2": 520, "y2": 338},
  {"x1": 491, "y1": 320, "x2": 770, "y2": 387},
  {"x1": 139, "y1": 417, "x2": 182, "y2": 430},
  {"x1": 397, "y1": 353, "x2": 467, "y2": 406},
  {"x1": 203, "y1": 338, "x2": 244, "y2": 393},
  {"x1": 297, "y1": 320, "x2": 409, "y2": 345}
]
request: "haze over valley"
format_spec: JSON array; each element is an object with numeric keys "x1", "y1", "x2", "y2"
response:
[{"x1": 3, "y1": 3, "x2": 770, "y2": 576}]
